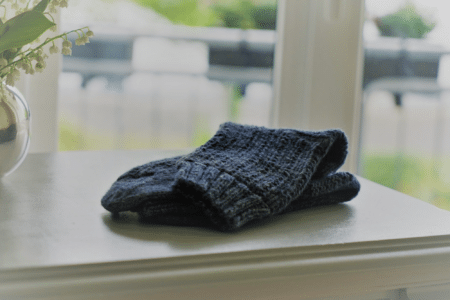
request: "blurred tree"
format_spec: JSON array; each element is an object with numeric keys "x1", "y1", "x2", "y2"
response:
[
  {"x1": 123, "y1": 0, "x2": 277, "y2": 29},
  {"x1": 211, "y1": 0, "x2": 277, "y2": 29},
  {"x1": 373, "y1": 2, "x2": 435, "y2": 39},
  {"x1": 131, "y1": 0, "x2": 217, "y2": 27}
]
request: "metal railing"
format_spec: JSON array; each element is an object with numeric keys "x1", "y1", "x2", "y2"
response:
[
  {"x1": 63, "y1": 24, "x2": 449, "y2": 91},
  {"x1": 62, "y1": 25, "x2": 276, "y2": 90}
]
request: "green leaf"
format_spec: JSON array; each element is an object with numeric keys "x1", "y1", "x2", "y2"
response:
[
  {"x1": 0, "y1": 10, "x2": 55, "y2": 55},
  {"x1": 33, "y1": 0, "x2": 51, "y2": 13}
]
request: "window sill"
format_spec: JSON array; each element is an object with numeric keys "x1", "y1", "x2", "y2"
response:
[{"x1": 2, "y1": 150, "x2": 450, "y2": 299}]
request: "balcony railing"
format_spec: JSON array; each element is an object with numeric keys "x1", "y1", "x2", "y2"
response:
[{"x1": 63, "y1": 25, "x2": 276, "y2": 91}]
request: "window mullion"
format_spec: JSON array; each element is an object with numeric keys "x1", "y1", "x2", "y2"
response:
[{"x1": 271, "y1": 0, "x2": 365, "y2": 172}]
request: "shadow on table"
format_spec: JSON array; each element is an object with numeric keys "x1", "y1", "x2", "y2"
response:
[{"x1": 101, "y1": 203, "x2": 355, "y2": 250}]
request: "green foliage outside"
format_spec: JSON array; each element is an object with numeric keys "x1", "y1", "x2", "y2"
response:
[
  {"x1": 124, "y1": 0, "x2": 277, "y2": 123},
  {"x1": 59, "y1": 120, "x2": 85, "y2": 151},
  {"x1": 104, "y1": 0, "x2": 277, "y2": 29},
  {"x1": 101, "y1": 0, "x2": 276, "y2": 123},
  {"x1": 131, "y1": 0, "x2": 217, "y2": 27},
  {"x1": 374, "y1": 2, "x2": 435, "y2": 39},
  {"x1": 59, "y1": 115, "x2": 213, "y2": 151},
  {"x1": 212, "y1": 0, "x2": 277, "y2": 30},
  {"x1": 361, "y1": 153, "x2": 450, "y2": 211},
  {"x1": 190, "y1": 116, "x2": 212, "y2": 147},
  {"x1": 229, "y1": 84, "x2": 244, "y2": 121}
]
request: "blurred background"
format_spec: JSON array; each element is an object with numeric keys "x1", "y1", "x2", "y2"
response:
[
  {"x1": 59, "y1": 0, "x2": 277, "y2": 153},
  {"x1": 58, "y1": 0, "x2": 450, "y2": 210}
]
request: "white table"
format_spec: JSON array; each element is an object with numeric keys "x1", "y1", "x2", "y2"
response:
[{"x1": 2, "y1": 150, "x2": 450, "y2": 300}]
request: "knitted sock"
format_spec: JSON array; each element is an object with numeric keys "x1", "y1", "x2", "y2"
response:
[
  {"x1": 137, "y1": 171, "x2": 360, "y2": 228},
  {"x1": 101, "y1": 122, "x2": 359, "y2": 231},
  {"x1": 283, "y1": 172, "x2": 360, "y2": 213},
  {"x1": 102, "y1": 156, "x2": 359, "y2": 228},
  {"x1": 101, "y1": 155, "x2": 186, "y2": 213},
  {"x1": 173, "y1": 122, "x2": 351, "y2": 231}
]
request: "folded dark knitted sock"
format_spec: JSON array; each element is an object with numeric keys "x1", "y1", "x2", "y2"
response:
[
  {"x1": 101, "y1": 155, "x2": 185, "y2": 213},
  {"x1": 283, "y1": 172, "x2": 360, "y2": 213},
  {"x1": 101, "y1": 128, "x2": 349, "y2": 214},
  {"x1": 173, "y1": 122, "x2": 350, "y2": 231},
  {"x1": 101, "y1": 155, "x2": 211, "y2": 227},
  {"x1": 101, "y1": 122, "x2": 359, "y2": 231},
  {"x1": 101, "y1": 155, "x2": 359, "y2": 228},
  {"x1": 137, "y1": 171, "x2": 360, "y2": 228}
]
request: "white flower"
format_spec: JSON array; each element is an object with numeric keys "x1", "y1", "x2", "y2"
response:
[
  {"x1": 12, "y1": 68, "x2": 20, "y2": 78},
  {"x1": 16, "y1": 61, "x2": 24, "y2": 69},
  {"x1": 61, "y1": 47, "x2": 72, "y2": 55},
  {"x1": 62, "y1": 40, "x2": 72, "y2": 48},
  {"x1": 49, "y1": 5, "x2": 57, "y2": 13},
  {"x1": 49, "y1": 45, "x2": 59, "y2": 54},
  {"x1": 0, "y1": 0, "x2": 90, "y2": 85},
  {"x1": 6, "y1": 68, "x2": 20, "y2": 86},
  {"x1": 19, "y1": 61, "x2": 32, "y2": 72},
  {"x1": 35, "y1": 62, "x2": 46, "y2": 72},
  {"x1": 6, "y1": 74, "x2": 15, "y2": 86},
  {"x1": 75, "y1": 37, "x2": 85, "y2": 46}
]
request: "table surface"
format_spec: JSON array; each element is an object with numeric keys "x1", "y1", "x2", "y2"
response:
[{"x1": 2, "y1": 150, "x2": 450, "y2": 272}]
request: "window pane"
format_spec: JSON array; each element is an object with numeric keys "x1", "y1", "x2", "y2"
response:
[
  {"x1": 58, "y1": 0, "x2": 277, "y2": 151},
  {"x1": 360, "y1": 0, "x2": 450, "y2": 210}
]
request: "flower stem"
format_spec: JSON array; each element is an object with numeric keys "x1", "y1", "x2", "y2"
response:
[{"x1": 0, "y1": 26, "x2": 90, "y2": 75}]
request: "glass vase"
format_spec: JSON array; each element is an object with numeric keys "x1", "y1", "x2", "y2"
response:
[{"x1": 0, "y1": 85, "x2": 31, "y2": 177}]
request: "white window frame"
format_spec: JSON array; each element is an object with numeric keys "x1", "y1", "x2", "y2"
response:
[
  {"x1": 24, "y1": 0, "x2": 366, "y2": 172},
  {"x1": 271, "y1": 0, "x2": 365, "y2": 173}
]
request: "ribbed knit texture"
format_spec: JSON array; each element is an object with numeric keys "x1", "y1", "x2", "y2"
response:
[
  {"x1": 173, "y1": 122, "x2": 350, "y2": 231},
  {"x1": 283, "y1": 172, "x2": 360, "y2": 213},
  {"x1": 137, "y1": 170, "x2": 359, "y2": 227},
  {"x1": 101, "y1": 122, "x2": 360, "y2": 231},
  {"x1": 101, "y1": 156, "x2": 186, "y2": 213}
]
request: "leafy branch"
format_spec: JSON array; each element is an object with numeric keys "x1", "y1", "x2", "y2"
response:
[
  {"x1": 0, "y1": 0, "x2": 92, "y2": 86},
  {"x1": 0, "y1": 26, "x2": 89, "y2": 72}
]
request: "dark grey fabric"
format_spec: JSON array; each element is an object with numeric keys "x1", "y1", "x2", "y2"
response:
[
  {"x1": 101, "y1": 122, "x2": 360, "y2": 231},
  {"x1": 101, "y1": 156, "x2": 185, "y2": 213}
]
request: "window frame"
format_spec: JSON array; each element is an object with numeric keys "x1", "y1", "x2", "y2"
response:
[
  {"x1": 25, "y1": 0, "x2": 365, "y2": 171},
  {"x1": 271, "y1": 0, "x2": 365, "y2": 173}
]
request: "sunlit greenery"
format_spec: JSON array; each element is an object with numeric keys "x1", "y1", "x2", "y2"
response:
[
  {"x1": 59, "y1": 115, "x2": 213, "y2": 151},
  {"x1": 131, "y1": 0, "x2": 217, "y2": 27},
  {"x1": 361, "y1": 152, "x2": 450, "y2": 211},
  {"x1": 212, "y1": 0, "x2": 276, "y2": 29},
  {"x1": 190, "y1": 116, "x2": 212, "y2": 147},
  {"x1": 374, "y1": 2, "x2": 435, "y2": 38},
  {"x1": 102, "y1": 0, "x2": 277, "y2": 29}
]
